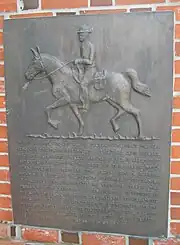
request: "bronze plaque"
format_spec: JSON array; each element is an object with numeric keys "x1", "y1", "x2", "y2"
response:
[{"x1": 4, "y1": 12, "x2": 173, "y2": 237}]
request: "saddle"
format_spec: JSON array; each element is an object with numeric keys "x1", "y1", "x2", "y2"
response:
[
  {"x1": 72, "y1": 66, "x2": 107, "y2": 90},
  {"x1": 93, "y1": 69, "x2": 107, "y2": 90}
]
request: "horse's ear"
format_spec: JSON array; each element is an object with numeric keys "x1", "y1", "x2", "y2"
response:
[
  {"x1": 30, "y1": 48, "x2": 39, "y2": 58},
  {"x1": 36, "y1": 46, "x2": 40, "y2": 55}
]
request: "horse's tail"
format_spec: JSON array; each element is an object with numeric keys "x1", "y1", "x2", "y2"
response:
[{"x1": 125, "y1": 68, "x2": 151, "y2": 97}]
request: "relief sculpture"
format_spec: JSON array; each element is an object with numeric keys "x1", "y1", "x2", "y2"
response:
[
  {"x1": 4, "y1": 12, "x2": 173, "y2": 236},
  {"x1": 24, "y1": 24, "x2": 152, "y2": 139}
]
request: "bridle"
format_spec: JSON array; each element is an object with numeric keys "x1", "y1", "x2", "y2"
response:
[
  {"x1": 23, "y1": 53, "x2": 75, "y2": 90},
  {"x1": 33, "y1": 53, "x2": 74, "y2": 80}
]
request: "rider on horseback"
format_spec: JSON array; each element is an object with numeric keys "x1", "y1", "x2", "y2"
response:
[{"x1": 74, "y1": 24, "x2": 97, "y2": 111}]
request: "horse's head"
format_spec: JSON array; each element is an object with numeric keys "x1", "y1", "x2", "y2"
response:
[{"x1": 24, "y1": 46, "x2": 45, "y2": 81}]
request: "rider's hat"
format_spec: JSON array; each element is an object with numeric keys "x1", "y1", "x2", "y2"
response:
[{"x1": 77, "y1": 24, "x2": 93, "y2": 34}]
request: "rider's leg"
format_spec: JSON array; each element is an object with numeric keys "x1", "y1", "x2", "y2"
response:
[{"x1": 80, "y1": 78, "x2": 89, "y2": 111}]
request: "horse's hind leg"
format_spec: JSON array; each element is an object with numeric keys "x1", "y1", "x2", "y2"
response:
[
  {"x1": 70, "y1": 104, "x2": 84, "y2": 135},
  {"x1": 46, "y1": 97, "x2": 68, "y2": 129},
  {"x1": 121, "y1": 101, "x2": 143, "y2": 137},
  {"x1": 106, "y1": 99, "x2": 124, "y2": 133}
]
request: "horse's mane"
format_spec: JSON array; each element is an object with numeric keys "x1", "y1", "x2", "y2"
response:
[{"x1": 41, "y1": 53, "x2": 72, "y2": 75}]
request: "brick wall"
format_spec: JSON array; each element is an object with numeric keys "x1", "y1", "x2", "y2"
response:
[{"x1": 0, "y1": 0, "x2": 179, "y2": 245}]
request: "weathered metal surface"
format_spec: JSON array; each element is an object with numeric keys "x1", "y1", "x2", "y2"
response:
[{"x1": 4, "y1": 12, "x2": 173, "y2": 237}]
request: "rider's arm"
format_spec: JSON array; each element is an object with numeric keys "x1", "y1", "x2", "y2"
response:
[{"x1": 76, "y1": 43, "x2": 95, "y2": 65}]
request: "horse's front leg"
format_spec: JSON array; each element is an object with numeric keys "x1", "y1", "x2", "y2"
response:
[
  {"x1": 46, "y1": 107, "x2": 53, "y2": 127},
  {"x1": 45, "y1": 97, "x2": 68, "y2": 129},
  {"x1": 70, "y1": 104, "x2": 84, "y2": 135}
]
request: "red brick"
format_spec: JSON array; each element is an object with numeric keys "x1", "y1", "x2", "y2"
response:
[
  {"x1": 0, "y1": 223, "x2": 9, "y2": 238},
  {"x1": 0, "y1": 183, "x2": 11, "y2": 195},
  {"x1": 0, "y1": 112, "x2": 6, "y2": 124},
  {"x1": 172, "y1": 129, "x2": 180, "y2": 142},
  {"x1": 173, "y1": 97, "x2": 180, "y2": 109},
  {"x1": 0, "y1": 126, "x2": 7, "y2": 138},
  {"x1": 0, "y1": 97, "x2": 5, "y2": 108},
  {"x1": 0, "y1": 210, "x2": 12, "y2": 221},
  {"x1": 172, "y1": 112, "x2": 180, "y2": 126},
  {"x1": 80, "y1": 9, "x2": 127, "y2": 14},
  {"x1": 0, "y1": 33, "x2": 3, "y2": 46},
  {"x1": 174, "y1": 78, "x2": 180, "y2": 91},
  {"x1": 0, "y1": 49, "x2": 4, "y2": 61},
  {"x1": 0, "y1": 65, "x2": 4, "y2": 77},
  {"x1": 157, "y1": 6, "x2": 180, "y2": 21},
  {"x1": 0, "y1": 196, "x2": 11, "y2": 209},
  {"x1": 130, "y1": 8, "x2": 152, "y2": 12},
  {"x1": 0, "y1": 142, "x2": 8, "y2": 152},
  {"x1": 175, "y1": 60, "x2": 180, "y2": 74},
  {"x1": 176, "y1": 42, "x2": 180, "y2": 57},
  {"x1": 0, "y1": 17, "x2": 3, "y2": 30},
  {"x1": 0, "y1": 241, "x2": 24, "y2": 245},
  {"x1": 22, "y1": 227, "x2": 58, "y2": 243},
  {"x1": 154, "y1": 238, "x2": 180, "y2": 245},
  {"x1": 171, "y1": 192, "x2": 180, "y2": 206},
  {"x1": 176, "y1": 25, "x2": 180, "y2": 39},
  {"x1": 171, "y1": 192, "x2": 180, "y2": 205},
  {"x1": 82, "y1": 233, "x2": 125, "y2": 245},
  {"x1": 0, "y1": 0, "x2": 16, "y2": 12},
  {"x1": 171, "y1": 146, "x2": 180, "y2": 158},
  {"x1": 42, "y1": 0, "x2": 88, "y2": 9},
  {"x1": 116, "y1": 0, "x2": 164, "y2": 5},
  {"x1": 91, "y1": 0, "x2": 112, "y2": 6},
  {"x1": 0, "y1": 155, "x2": 9, "y2": 167},
  {"x1": 10, "y1": 12, "x2": 53, "y2": 19},
  {"x1": 175, "y1": 62, "x2": 179, "y2": 78},
  {"x1": 171, "y1": 222, "x2": 180, "y2": 235},
  {"x1": 0, "y1": 169, "x2": 9, "y2": 181},
  {"x1": 171, "y1": 177, "x2": 180, "y2": 190},
  {"x1": 171, "y1": 208, "x2": 180, "y2": 219},
  {"x1": 171, "y1": 162, "x2": 180, "y2": 174},
  {"x1": 0, "y1": 80, "x2": 4, "y2": 93},
  {"x1": 129, "y1": 238, "x2": 148, "y2": 245}
]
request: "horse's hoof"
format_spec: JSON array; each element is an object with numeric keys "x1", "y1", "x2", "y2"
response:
[
  {"x1": 51, "y1": 124, "x2": 58, "y2": 129},
  {"x1": 78, "y1": 129, "x2": 84, "y2": 136},
  {"x1": 48, "y1": 120, "x2": 59, "y2": 129},
  {"x1": 53, "y1": 124, "x2": 58, "y2": 129},
  {"x1": 113, "y1": 125, "x2": 119, "y2": 133}
]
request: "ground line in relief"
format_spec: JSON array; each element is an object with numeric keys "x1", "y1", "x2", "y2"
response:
[{"x1": 26, "y1": 133, "x2": 160, "y2": 141}]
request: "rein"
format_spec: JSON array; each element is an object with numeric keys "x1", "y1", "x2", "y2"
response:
[
  {"x1": 23, "y1": 55, "x2": 75, "y2": 90},
  {"x1": 34, "y1": 57, "x2": 74, "y2": 80}
]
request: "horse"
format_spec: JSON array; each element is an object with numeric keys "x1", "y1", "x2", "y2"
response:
[{"x1": 24, "y1": 46, "x2": 151, "y2": 137}]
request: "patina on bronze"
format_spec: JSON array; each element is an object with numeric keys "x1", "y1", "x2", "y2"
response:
[{"x1": 4, "y1": 12, "x2": 173, "y2": 237}]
